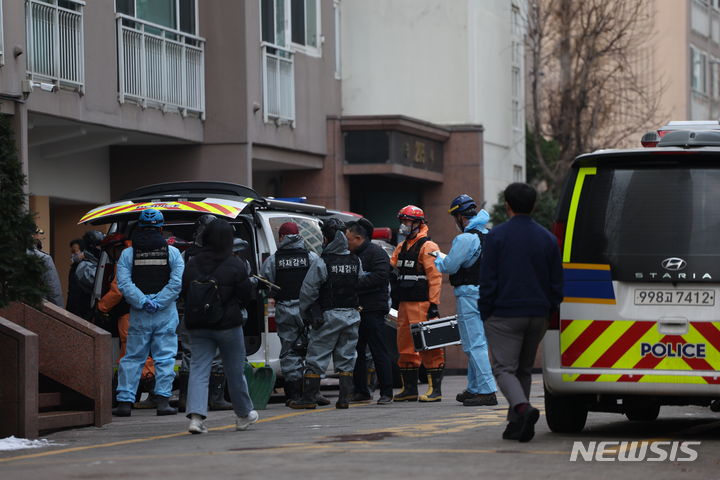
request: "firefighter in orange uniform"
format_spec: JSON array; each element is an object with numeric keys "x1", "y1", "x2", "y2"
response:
[
  {"x1": 97, "y1": 233, "x2": 155, "y2": 403},
  {"x1": 391, "y1": 205, "x2": 444, "y2": 402}
]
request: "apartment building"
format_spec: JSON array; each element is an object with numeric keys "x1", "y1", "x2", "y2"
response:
[{"x1": 7, "y1": 1, "x2": 523, "y2": 306}]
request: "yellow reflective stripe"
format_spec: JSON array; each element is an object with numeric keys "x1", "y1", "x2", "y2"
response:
[
  {"x1": 563, "y1": 166, "x2": 597, "y2": 262},
  {"x1": 563, "y1": 263, "x2": 610, "y2": 270},
  {"x1": 564, "y1": 297, "x2": 616, "y2": 304},
  {"x1": 559, "y1": 320, "x2": 592, "y2": 355},
  {"x1": 572, "y1": 321, "x2": 634, "y2": 368}
]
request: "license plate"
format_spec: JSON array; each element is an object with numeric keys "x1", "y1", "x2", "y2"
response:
[{"x1": 634, "y1": 289, "x2": 715, "y2": 306}]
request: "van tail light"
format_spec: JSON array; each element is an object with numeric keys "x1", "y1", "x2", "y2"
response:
[
  {"x1": 640, "y1": 131, "x2": 661, "y2": 147},
  {"x1": 657, "y1": 129, "x2": 670, "y2": 138},
  {"x1": 267, "y1": 316, "x2": 277, "y2": 332},
  {"x1": 551, "y1": 221, "x2": 566, "y2": 252},
  {"x1": 548, "y1": 309, "x2": 560, "y2": 330}
]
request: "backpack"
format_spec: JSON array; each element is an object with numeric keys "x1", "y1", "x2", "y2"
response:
[{"x1": 185, "y1": 257, "x2": 230, "y2": 329}]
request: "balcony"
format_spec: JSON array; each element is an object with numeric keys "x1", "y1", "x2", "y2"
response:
[
  {"x1": 26, "y1": 0, "x2": 85, "y2": 91},
  {"x1": 116, "y1": 14, "x2": 205, "y2": 117},
  {"x1": 262, "y1": 42, "x2": 295, "y2": 125}
]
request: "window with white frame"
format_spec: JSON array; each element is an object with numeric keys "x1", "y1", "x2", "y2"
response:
[
  {"x1": 513, "y1": 165, "x2": 524, "y2": 182},
  {"x1": 691, "y1": 46, "x2": 708, "y2": 94},
  {"x1": 262, "y1": 0, "x2": 321, "y2": 55},
  {"x1": 116, "y1": 0, "x2": 197, "y2": 35},
  {"x1": 712, "y1": 57, "x2": 720, "y2": 98}
]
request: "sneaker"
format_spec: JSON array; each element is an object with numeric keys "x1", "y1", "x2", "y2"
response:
[
  {"x1": 236, "y1": 410, "x2": 259, "y2": 431},
  {"x1": 376, "y1": 395, "x2": 393, "y2": 405},
  {"x1": 462, "y1": 392, "x2": 498, "y2": 407},
  {"x1": 350, "y1": 392, "x2": 372, "y2": 403},
  {"x1": 188, "y1": 414, "x2": 207, "y2": 434}
]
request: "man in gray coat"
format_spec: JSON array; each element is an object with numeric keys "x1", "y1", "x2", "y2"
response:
[
  {"x1": 29, "y1": 225, "x2": 64, "y2": 308},
  {"x1": 289, "y1": 218, "x2": 363, "y2": 410},
  {"x1": 260, "y1": 222, "x2": 320, "y2": 405}
]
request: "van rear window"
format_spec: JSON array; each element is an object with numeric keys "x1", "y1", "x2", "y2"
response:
[{"x1": 570, "y1": 166, "x2": 720, "y2": 281}]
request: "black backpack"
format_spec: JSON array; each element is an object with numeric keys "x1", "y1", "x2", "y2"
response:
[{"x1": 185, "y1": 257, "x2": 230, "y2": 329}]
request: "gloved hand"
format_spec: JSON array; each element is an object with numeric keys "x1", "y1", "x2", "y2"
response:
[
  {"x1": 142, "y1": 299, "x2": 159, "y2": 313},
  {"x1": 427, "y1": 303, "x2": 440, "y2": 320},
  {"x1": 92, "y1": 306, "x2": 112, "y2": 332}
]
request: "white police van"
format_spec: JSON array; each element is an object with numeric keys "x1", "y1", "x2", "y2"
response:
[
  {"x1": 544, "y1": 129, "x2": 720, "y2": 432},
  {"x1": 80, "y1": 181, "x2": 350, "y2": 379}
]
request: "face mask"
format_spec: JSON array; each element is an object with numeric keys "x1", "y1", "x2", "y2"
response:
[{"x1": 398, "y1": 224, "x2": 413, "y2": 236}]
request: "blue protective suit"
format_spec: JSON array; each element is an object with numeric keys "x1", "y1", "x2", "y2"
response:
[
  {"x1": 261, "y1": 234, "x2": 320, "y2": 382},
  {"x1": 116, "y1": 244, "x2": 184, "y2": 402},
  {"x1": 434, "y1": 210, "x2": 497, "y2": 395},
  {"x1": 300, "y1": 231, "x2": 363, "y2": 375}
]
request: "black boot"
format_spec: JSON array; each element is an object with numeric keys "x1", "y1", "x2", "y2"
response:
[
  {"x1": 134, "y1": 375, "x2": 157, "y2": 409},
  {"x1": 208, "y1": 372, "x2": 233, "y2": 410},
  {"x1": 315, "y1": 392, "x2": 331, "y2": 406},
  {"x1": 112, "y1": 401, "x2": 132, "y2": 417},
  {"x1": 393, "y1": 368, "x2": 419, "y2": 402},
  {"x1": 155, "y1": 395, "x2": 178, "y2": 416},
  {"x1": 419, "y1": 367, "x2": 443, "y2": 402},
  {"x1": 177, "y1": 371, "x2": 189, "y2": 413},
  {"x1": 284, "y1": 378, "x2": 302, "y2": 407},
  {"x1": 289, "y1": 373, "x2": 320, "y2": 409},
  {"x1": 336, "y1": 372, "x2": 353, "y2": 409}
]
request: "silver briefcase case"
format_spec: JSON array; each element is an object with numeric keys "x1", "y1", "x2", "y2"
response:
[{"x1": 410, "y1": 315, "x2": 461, "y2": 351}]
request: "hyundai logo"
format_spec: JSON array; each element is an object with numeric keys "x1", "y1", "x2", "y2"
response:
[{"x1": 661, "y1": 257, "x2": 687, "y2": 271}]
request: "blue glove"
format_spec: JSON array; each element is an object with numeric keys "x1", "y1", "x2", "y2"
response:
[{"x1": 142, "y1": 299, "x2": 159, "y2": 313}]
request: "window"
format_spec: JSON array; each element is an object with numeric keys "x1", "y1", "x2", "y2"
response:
[
  {"x1": 116, "y1": 0, "x2": 197, "y2": 34},
  {"x1": 712, "y1": 57, "x2": 720, "y2": 98},
  {"x1": 334, "y1": 0, "x2": 341, "y2": 79},
  {"x1": 268, "y1": 216, "x2": 323, "y2": 254},
  {"x1": 513, "y1": 165, "x2": 523, "y2": 182},
  {"x1": 262, "y1": 0, "x2": 320, "y2": 55},
  {"x1": 510, "y1": 5, "x2": 523, "y2": 130},
  {"x1": 691, "y1": 46, "x2": 708, "y2": 94}
]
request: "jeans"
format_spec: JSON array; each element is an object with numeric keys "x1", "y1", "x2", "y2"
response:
[
  {"x1": 353, "y1": 310, "x2": 394, "y2": 397},
  {"x1": 186, "y1": 326, "x2": 254, "y2": 418},
  {"x1": 456, "y1": 294, "x2": 497, "y2": 394}
]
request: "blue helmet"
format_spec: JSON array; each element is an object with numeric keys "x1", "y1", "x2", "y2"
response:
[
  {"x1": 448, "y1": 194, "x2": 477, "y2": 216},
  {"x1": 138, "y1": 208, "x2": 164, "y2": 227}
]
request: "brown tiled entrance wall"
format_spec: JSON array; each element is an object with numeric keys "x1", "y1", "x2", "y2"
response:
[{"x1": 280, "y1": 117, "x2": 486, "y2": 370}]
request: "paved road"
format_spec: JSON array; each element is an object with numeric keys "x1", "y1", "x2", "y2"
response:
[{"x1": 1, "y1": 375, "x2": 718, "y2": 479}]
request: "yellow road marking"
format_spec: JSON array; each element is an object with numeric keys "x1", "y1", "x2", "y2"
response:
[{"x1": 0, "y1": 406, "x2": 352, "y2": 464}]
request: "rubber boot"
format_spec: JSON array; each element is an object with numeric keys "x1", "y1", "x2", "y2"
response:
[
  {"x1": 315, "y1": 392, "x2": 331, "y2": 406},
  {"x1": 112, "y1": 401, "x2": 132, "y2": 417},
  {"x1": 289, "y1": 373, "x2": 320, "y2": 409},
  {"x1": 419, "y1": 367, "x2": 443, "y2": 402},
  {"x1": 134, "y1": 375, "x2": 157, "y2": 409},
  {"x1": 284, "y1": 378, "x2": 302, "y2": 407},
  {"x1": 336, "y1": 371, "x2": 353, "y2": 409},
  {"x1": 393, "y1": 368, "x2": 419, "y2": 402},
  {"x1": 177, "y1": 371, "x2": 189, "y2": 413},
  {"x1": 208, "y1": 372, "x2": 233, "y2": 410},
  {"x1": 155, "y1": 395, "x2": 178, "y2": 416}
]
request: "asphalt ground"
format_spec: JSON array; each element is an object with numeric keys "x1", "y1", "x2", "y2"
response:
[{"x1": 1, "y1": 374, "x2": 719, "y2": 480}]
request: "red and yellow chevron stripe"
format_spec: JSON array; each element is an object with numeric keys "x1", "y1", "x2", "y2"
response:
[
  {"x1": 560, "y1": 319, "x2": 720, "y2": 384},
  {"x1": 79, "y1": 200, "x2": 248, "y2": 224}
]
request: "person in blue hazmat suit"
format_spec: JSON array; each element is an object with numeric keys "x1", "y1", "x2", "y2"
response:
[
  {"x1": 260, "y1": 222, "x2": 325, "y2": 407},
  {"x1": 113, "y1": 208, "x2": 185, "y2": 417},
  {"x1": 289, "y1": 218, "x2": 363, "y2": 410},
  {"x1": 433, "y1": 194, "x2": 498, "y2": 406}
]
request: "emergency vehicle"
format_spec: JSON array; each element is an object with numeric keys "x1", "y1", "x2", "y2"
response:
[
  {"x1": 544, "y1": 129, "x2": 720, "y2": 433},
  {"x1": 79, "y1": 181, "x2": 352, "y2": 379}
]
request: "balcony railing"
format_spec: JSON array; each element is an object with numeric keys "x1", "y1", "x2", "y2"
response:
[
  {"x1": 262, "y1": 42, "x2": 295, "y2": 125},
  {"x1": 116, "y1": 14, "x2": 205, "y2": 117},
  {"x1": 26, "y1": 0, "x2": 85, "y2": 91}
]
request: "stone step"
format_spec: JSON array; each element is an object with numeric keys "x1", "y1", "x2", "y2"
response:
[{"x1": 38, "y1": 410, "x2": 94, "y2": 432}]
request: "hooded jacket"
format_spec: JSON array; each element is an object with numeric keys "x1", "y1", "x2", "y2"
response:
[
  {"x1": 299, "y1": 230, "x2": 364, "y2": 315},
  {"x1": 435, "y1": 209, "x2": 490, "y2": 297},
  {"x1": 181, "y1": 220, "x2": 254, "y2": 330},
  {"x1": 260, "y1": 234, "x2": 320, "y2": 305}
]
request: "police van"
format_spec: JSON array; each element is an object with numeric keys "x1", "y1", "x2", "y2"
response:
[
  {"x1": 544, "y1": 129, "x2": 720, "y2": 433},
  {"x1": 79, "y1": 181, "x2": 352, "y2": 379}
]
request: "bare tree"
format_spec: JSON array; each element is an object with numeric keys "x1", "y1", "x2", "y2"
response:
[{"x1": 526, "y1": 0, "x2": 664, "y2": 189}]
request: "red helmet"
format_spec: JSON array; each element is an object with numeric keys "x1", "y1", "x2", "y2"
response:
[{"x1": 397, "y1": 205, "x2": 426, "y2": 223}]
